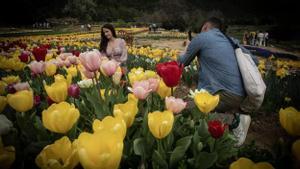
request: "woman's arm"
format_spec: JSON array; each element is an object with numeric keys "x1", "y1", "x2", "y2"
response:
[{"x1": 119, "y1": 39, "x2": 128, "y2": 63}]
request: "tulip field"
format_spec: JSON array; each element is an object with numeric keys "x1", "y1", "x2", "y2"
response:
[{"x1": 0, "y1": 29, "x2": 300, "y2": 169}]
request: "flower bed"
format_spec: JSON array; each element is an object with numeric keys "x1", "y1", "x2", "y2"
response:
[{"x1": 0, "y1": 33, "x2": 299, "y2": 169}]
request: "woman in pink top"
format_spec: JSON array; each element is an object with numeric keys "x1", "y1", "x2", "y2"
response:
[{"x1": 99, "y1": 24, "x2": 128, "y2": 64}]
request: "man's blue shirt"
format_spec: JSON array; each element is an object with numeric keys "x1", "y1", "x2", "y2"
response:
[{"x1": 179, "y1": 28, "x2": 254, "y2": 97}]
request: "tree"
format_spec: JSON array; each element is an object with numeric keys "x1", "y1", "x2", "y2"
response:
[{"x1": 63, "y1": 0, "x2": 97, "y2": 22}]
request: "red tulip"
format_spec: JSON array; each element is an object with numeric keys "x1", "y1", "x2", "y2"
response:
[
  {"x1": 19, "y1": 52, "x2": 29, "y2": 62},
  {"x1": 32, "y1": 47, "x2": 47, "y2": 61},
  {"x1": 208, "y1": 120, "x2": 227, "y2": 139},
  {"x1": 47, "y1": 96, "x2": 54, "y2": 105},
  {"x1": 34, "y1": 95, "x2": 41, "y2": 106},
  {"x1": 72, "y1": 50, "x2": 80, "y2": 57},
  {"x1": 6, "y1": 84, "x2": 16, "y2": 94},
  {"x1": 68, "y1": 84, "x2": 80, "y2": 98},
  {"x1": 156, "y1": 61, "x2": 183, "y2": 87}
]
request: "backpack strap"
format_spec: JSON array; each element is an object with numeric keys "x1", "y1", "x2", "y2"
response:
[{"x1": 223, "y1": 34, "x2": 239, "y2": 49}]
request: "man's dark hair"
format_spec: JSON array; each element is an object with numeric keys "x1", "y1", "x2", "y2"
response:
[
  {"x1": 206, "y1": 17, "x2": 223, "y2": 29},
  {"x1": 204, "y1": 17, "x2": 227, "y2": 33}
]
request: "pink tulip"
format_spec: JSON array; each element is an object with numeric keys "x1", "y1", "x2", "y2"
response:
[
  {"x1": 55, "y1": 58, "x2": 65, "y2": 67},
  {"x1": 59, "y1": 53, "x2": 72, "y2": 61},
  {"x1": 29, "y1": 61, "x2": 45, "y2": 75},
  {"x1": 147, "y1": 78, "x2": 160, "y2": 92},
  {"x1": 100, "y1": 60, "x2": 119, "y2": 76},
  {"x1": 68, "y1": 84, "x2": 80, "y2": 98},
  {"x1": 64, "y1": 59, "x2": 71, "y2": 67},
  {"x1": 131, "y1": 80, "x2": 152, "y2": 100},
  {"x1": 68, "y1": 55, "x2": 78, "y2": 65},
  {"x1": 82, "y1": 68, "x2": 95, "y2": 79},
  {"x1": 165, "y1": 96, "x2": 187, "y2": 114},
  {"x1": 79, "y1": 51, "x2": 101, "y2": 72},
  {"x1": 13, "y1": 82, "x2": 30, "y2": 91}
]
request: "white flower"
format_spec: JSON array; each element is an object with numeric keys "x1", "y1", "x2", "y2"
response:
[
  {"x1": 77, "y1": 79, "x2": 93, "y2": 88},
  {"x1": 188, "y1": 88, "x2": 206, "y2": 98},
  {"x1": 193, "y1": 65, "x2": 197, "y2": 70}
]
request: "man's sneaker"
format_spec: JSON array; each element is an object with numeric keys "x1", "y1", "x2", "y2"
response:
[{"x1": 232, "y1": 114, "x2": 251, "y2": 147}]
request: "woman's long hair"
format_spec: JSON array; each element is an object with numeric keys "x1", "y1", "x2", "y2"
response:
[{"x1": 99, "y1": 24, "x2": 117, "y2": 53}]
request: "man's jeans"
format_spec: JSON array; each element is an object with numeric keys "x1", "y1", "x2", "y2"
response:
[
  {"x1": 215, "y1": 90, "x2": 245, "y2": 114},
  {"x1": 214, "y1": 90, "x2": 246, "y2": 125}
]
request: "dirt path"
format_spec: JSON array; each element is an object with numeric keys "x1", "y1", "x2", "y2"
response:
[{"x1": 134, "y1": 38, "x2": 186, "y2": 51}]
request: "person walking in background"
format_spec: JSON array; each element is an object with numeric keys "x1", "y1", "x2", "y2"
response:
[
  {"x1": 243, "y1": 31, "x2": 250, "y2": 45},
  {"x1": 257, "y1": 31, "x2": 264, "y2": 46},
  {"x1": 250, "y1": 31, "x2": 256, "y2": 46},
  {"x1": 263, "y1": 31, "x2": 269, "y2": 46}
]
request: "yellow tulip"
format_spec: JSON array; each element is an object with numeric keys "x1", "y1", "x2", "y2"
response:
[
  {"x1": 76, "y1": 131, "x2": 123, "y2": 169},
  {"x1": 66, "y1": 66, "x2": 78, "y2": 78},
  {"x1": 93, "y1": 116, "x2": 126, "y2": 139},
  {"x1": 7, "y1": 90, "x2": 33, "y2": 112},
  {"x1": 100, "y1": 89, "x2": 112, "y2": 100},
  {"x1": 35, "y1": 136, "x2": 79, "y2": 169},
  {"x1": 0, "y1": 96, "x2": 7, "y2": 113},
  {"x1": 1, "y1": 75, "x2": 20, "y2": 85},
  {"x1": 0, "y1": 81, "x2": 7, "y2": 95},
  {"x1": 45, "y1": 53, "x2": 54, "y2": 61},
  {"x1": 54, "y1": 74, "x2": 66, "y2": 82},
  {"x1": 292, "y1": 139, "x2": 300, "y2": 161},
  {"x1": 128, "y1": 93, "x2": 138, "y2": 104},
  {"x1": 45, "y1": 80, "x2": 68, "y2": 103},
  {"x1": 279, "y1": 107, "x2": 300, "y2": 136},
  {"x1": 144, "y1": 70, "x2": 157, "y2": 79},
  {"x1": 276, "y1": 67, "x2": 289, "y2": 79},
  {"x1": 230, "y1": 157, "x2": 274, "y2": 169},
  {"x1": 113, "y1": 94, "x2": 138, "y2": 128},
  {"x1": 112, "y1": 67, "x2": 122, "y2": 85},
  {"x1": 128, "y1": 67, "x2": 145, "y2": 85},
  {"x1": 42, "y1": 102, "x2": 80, "y2": 133},
  {"x1": 66, "y1": 74, "x2": 72, "y2": 87},
  {"x1": 45, "y1": 63, "x2": 57, "y2": 76},
  {"x1": 194, "y1": 91, "x2": 219, "y2": 114},
  {"x1": 156, "y1": 80, "x2": 171, "y2": 99},
  {"x1": 148, "y1": 110, "x2": 174, "y2": 139},
  {"x1": 0, "y1": 142, "x2": 15, "y2": 169}
]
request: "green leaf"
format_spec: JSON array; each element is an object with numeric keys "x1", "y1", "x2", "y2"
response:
[
  {"x1": 169, "y1": 135, "x2": 192, "y2": 168},
  {"x1": 198, "y1": 119, "x2": 209, "y2": 137},
  {"x1": 152, "y1": 150, "x2": 168, "y2": 168},
  {"x1": 84, "y1": 87, "x2": 106, "y2": 119},
  {"x1": 34, "y1": 116, "x2": 50, "y2": 141},
  {"x1": 194, "y1": 152, "x2": 218, "y2": 169}
]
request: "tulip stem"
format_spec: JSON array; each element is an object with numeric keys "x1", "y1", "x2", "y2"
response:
[
  {"x1": 94, "y1": 71, "x2": 101, "y2": 95},
  {"x1": 157, "y1": 139, "x2": 165, "y2": 159},
  {"x1": 171, "y1": 87, "x2": 174, "y2": 96},
  {"x1": 212, "y1": 139, "x2": 217, "y2": 152}
]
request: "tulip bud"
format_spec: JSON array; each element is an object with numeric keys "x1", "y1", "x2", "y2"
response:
[
  {"x1": 34, "y1": 95, "x2": 41, "y2": 106},
  {"x1": 208, "y1": 120, "x2": 226, "y2": 139},
  {"x1": 197, "y1": 142, "x2": 203, "y2": 151},
  {"x1": 6, "y1": 84, "x2": 16, "y2": 94},
  {"x1": 68, "y1": 84, "x2": 80, "y2": 98}
]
